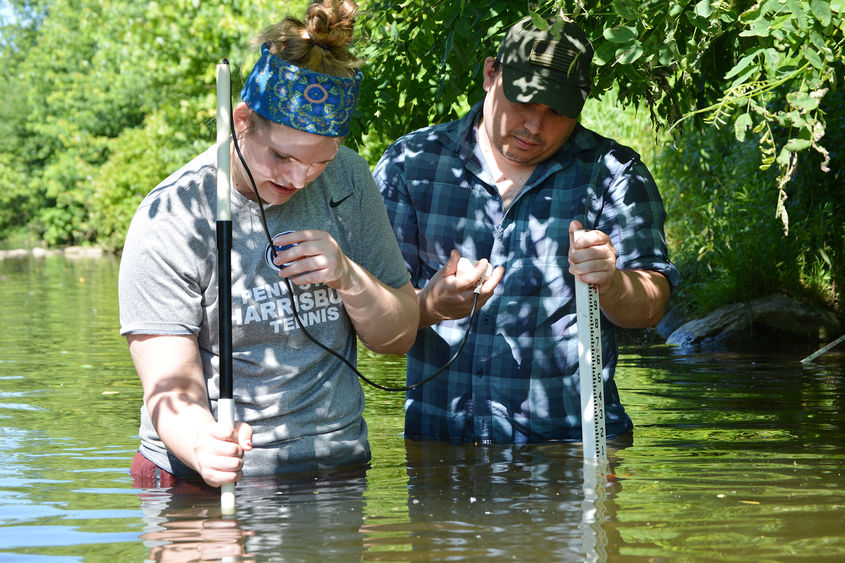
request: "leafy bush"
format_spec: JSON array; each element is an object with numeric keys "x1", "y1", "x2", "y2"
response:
[
  {"x1": 89, "y1": 108, "x2": 211, "y2": 250},
  {"x1": 0, "y1": 156, "x2": 37, "y2": 241},
  {"x1": 655, "y1": 84, "x2": 844, "y2": 317}
]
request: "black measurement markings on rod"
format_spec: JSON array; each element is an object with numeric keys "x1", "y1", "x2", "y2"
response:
[{"x1": 586, "y1": 283, "x2": 606, "y2": 446}]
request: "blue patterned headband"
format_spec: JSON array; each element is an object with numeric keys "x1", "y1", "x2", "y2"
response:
[{"x1": 241, "y1": 43, "x2": 363, "y2": 137}]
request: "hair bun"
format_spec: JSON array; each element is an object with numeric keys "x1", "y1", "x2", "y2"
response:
[
  {"x1": 249, "y1": 0, "x2": 361, "y2": 78},
  {"x1": 305, "y1": 0, "x2": 356, "y2": 50}
]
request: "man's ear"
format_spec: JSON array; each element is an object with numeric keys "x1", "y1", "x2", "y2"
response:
[{"x1": 481, "y1": 57, "x2": 498, "y2": 92}]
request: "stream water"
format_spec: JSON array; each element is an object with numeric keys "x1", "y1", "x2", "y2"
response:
[{"x1": 0, "y1": 253, "x2": 843, "y2": 561}]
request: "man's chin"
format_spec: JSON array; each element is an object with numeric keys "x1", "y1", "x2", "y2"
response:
[{"x1": 502, "y1": 149, "x2": 542, "y2": 167}]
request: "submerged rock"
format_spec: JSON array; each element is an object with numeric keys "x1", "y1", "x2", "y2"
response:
[
  {"x1": 667, "y1": 293, "x2": 842, "y2": 351},
  {"x1": 655, "y1": 306, "x2": 687, "y2": 340}
]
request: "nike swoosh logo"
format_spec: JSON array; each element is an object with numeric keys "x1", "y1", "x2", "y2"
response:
[{"x1": 330, "y1": 193, "x2": 353, "y2": 208}]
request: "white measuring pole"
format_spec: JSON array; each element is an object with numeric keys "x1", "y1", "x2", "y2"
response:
[
  {"x1": 216, "y1": 59, "x2": 236, "y2": 516},
  {"x1": 574, "y1": 230, "x2": 607, "y2": 462}
]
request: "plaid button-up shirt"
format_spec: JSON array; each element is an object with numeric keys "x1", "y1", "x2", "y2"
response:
[{"x1": 374, "y1": 102, "x2": 680, "y2": 444}]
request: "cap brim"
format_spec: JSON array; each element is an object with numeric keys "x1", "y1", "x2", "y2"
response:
[{"x1": 501, "y1": 65, "x2": 589, "y2": 119}]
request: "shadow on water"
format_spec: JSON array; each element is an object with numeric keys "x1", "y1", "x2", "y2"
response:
[{"x1": 1, "y1": 254, "x2": 844, "y2": 561}]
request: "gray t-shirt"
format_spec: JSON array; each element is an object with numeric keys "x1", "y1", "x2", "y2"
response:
[{"x1": 119, "y1": 145, "x2": 410, "y2": 476}]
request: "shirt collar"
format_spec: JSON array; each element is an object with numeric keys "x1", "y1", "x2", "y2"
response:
[{"x1": 448, "y1": 101, "x2": 485, "y2": 167}]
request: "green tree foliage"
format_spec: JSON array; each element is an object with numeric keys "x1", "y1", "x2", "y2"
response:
[
  {"x1": 559, "y1": 0, "x2": 842, "y2": 237},
  {"x1": 0, "y1": 0, "x2": 297, "y2": 246},
  {"x1": 550, "y1": 0, "x2": 844, "y2": 311},
  {"x1": 350, "y1": 0, "x2": 533, "y2": 162},
  {"x1": 656, "y1": 85, "x2": 844, "y2": 315}
]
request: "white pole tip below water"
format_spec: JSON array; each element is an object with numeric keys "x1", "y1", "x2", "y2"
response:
[{"x1": 221, "y1": 485, "x2": 236, "y2": 515}]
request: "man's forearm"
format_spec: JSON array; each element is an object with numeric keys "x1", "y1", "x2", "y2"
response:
[
  {"x1": 416, "y1": 285, "x2": 446, "y2": 329},
  {"x1": 598, "y1": 269, "x2": 671, "y2": 329}
]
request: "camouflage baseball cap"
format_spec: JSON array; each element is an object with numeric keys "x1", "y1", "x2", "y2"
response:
[{"x1": 496, "y1": 17, "x2": 593, "y2": 119}]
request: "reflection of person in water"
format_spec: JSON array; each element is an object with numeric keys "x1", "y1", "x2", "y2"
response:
[
  {"x1": 136, "y1": 470, "x2": 366, "y2": 561},
  {"x1": 136, "y1": 481, "x2": 253, "y2": 562},
  {"x1": 403, "y1": 441, "x2": 625, "y2": 559}
]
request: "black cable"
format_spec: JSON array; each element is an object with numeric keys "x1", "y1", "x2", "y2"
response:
[
  {"x1": 226, "y1": 95, "x2": 480, "y2": 393},
  {"x1": 284, "y1": 283, "x2": 478, "y2": 392}
]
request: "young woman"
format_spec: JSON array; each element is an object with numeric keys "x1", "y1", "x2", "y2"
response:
[{"x1": 119, "y1": 0, "x2": 418, "y2": 488}]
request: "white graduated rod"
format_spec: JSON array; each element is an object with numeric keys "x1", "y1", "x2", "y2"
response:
[
  {"x1": 216, "y1": 59, "x2": 236, "y2": 516},
  {"x1": 574, "y1": 229, "x2": 607, "y2": 461}
]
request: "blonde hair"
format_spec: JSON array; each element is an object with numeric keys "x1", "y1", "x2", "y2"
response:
[{"x1": 250, "y1": 0, "x2": 361, "y2": 79}]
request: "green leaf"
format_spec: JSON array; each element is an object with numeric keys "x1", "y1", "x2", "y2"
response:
[
  {"x1": 762, "y1": 48, "x2": 782, "y2": 71},
  {"x1": 593, "y1": 40, "x2": 616, "y2": 66},
  {"x1": 778, "y1": 109, "x2": 808, "y2": 128},
  {"x1": 810, "y1": 0, "x2": 832, "y2": 25},
  {"x1": 730, "y1": 65, "x2": 760, "y2": 89},
  {"x1": 747, "y1": 98, "x2": 765, "y2": 116},
  {"x1": 802, "y1": 45, "x2": 825, "y2": 69},
  {"x1": 740, "y1": 4, "x2": 762, "y2": 23},
  {"x1": 658, "y1": 43, "x2": 676, "y2": 66},
  {"x1": 818, "y1": 247, "x2": 832, "y2": 267},
  {"x1": 809, "y1": 30, "x2": 828, "y2": 54},
  {"x1": 724, "y1": 48, "x2": 764, "y2": 80},
  {"x1": 720, "y1": 8, "x2": 738, "y2": 24},
  {"x1": 603, "y1": 25, "x2": 638, "y2": 44},
  {"x1": 529, "y1": 12, "x2": 548, "y2": 31},
  {"x1": 787, "y1": 0, "x2": 808, "y2": 29},
  {"x1": 784, "y1": 138, "x2": 812, "y2": 151},
  {"x1": 740, "y1": 18, "x2": 771, "y2": 37},
  {"x1": 688, "y1": 12, "x2": 712, "y2": 31},
  {"x1": 612, "y1": 0, "x2": 638, "y2": 20},
  {"x1": 695, "y1": 0, "x2": 714, "y2": 18},
  {"x1": 734, "y1": 112, "x2": 752, "y2": 142},
  {"x1": 776, "y1": 147, "x2": 792, "y2": 167},
  {"x1": 770, "y1": 12, "x2": 794, "y2": 31},
  {"x1": 616, "y1": 42, "x2": 644, "y2": 64},
  {"x1": 787, "y1": 90, "x2": 822, "y2": 111}
]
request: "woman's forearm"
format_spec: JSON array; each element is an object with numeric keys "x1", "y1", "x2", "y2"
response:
[
  {"x1": 338, "y1": 262, "x2": 419, "y2": 354},
  {"x1": 128, "y1": 334, "x2": 215, "y2": 473}
]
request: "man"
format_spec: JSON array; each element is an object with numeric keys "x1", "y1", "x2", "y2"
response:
[{"x1": 373, "y1": 16, "x2": 680, "y2": 444}]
